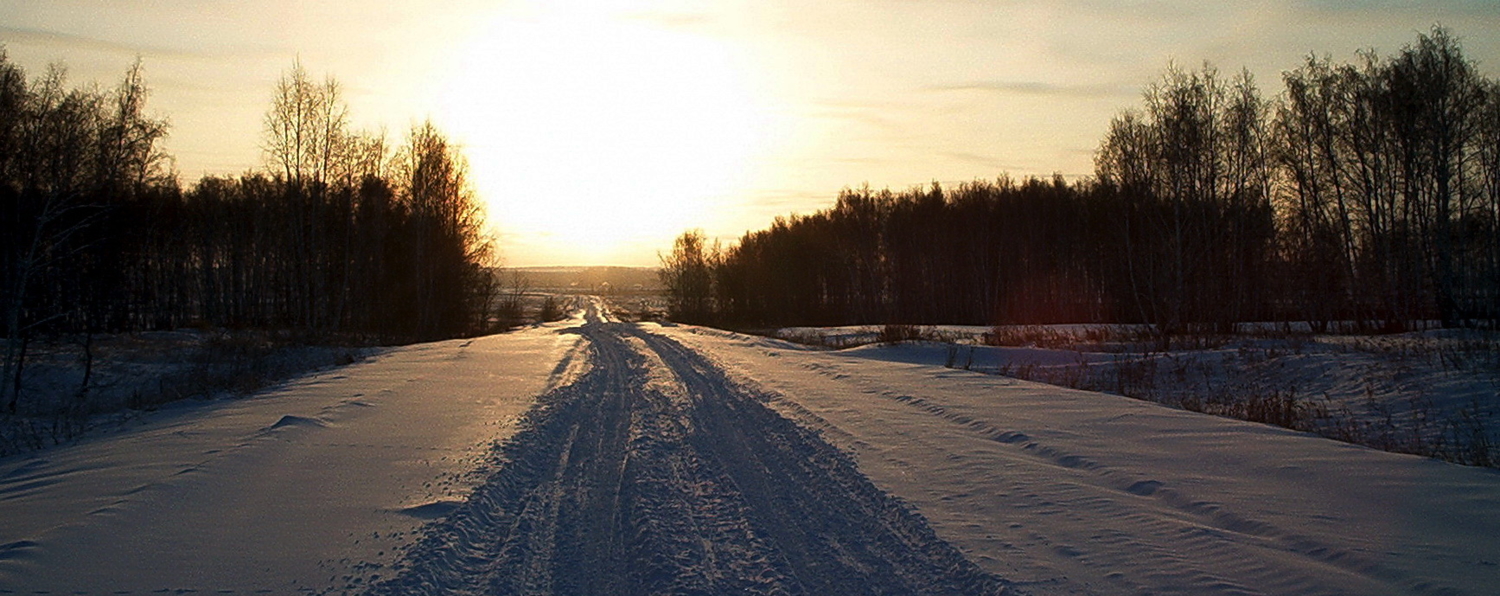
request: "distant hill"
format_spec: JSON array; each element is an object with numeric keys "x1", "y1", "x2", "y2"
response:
[{"x1": 500, "y1": 266, "x2": 663, "y2": 293}]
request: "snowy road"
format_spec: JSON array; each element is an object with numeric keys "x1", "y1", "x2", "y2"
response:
[
  {"x1": 369, "y1": 304, "x2": 1002, "y2": 594},
  {"x1": 2, "y1": 301, "x2": 1499, "y2": 595}
]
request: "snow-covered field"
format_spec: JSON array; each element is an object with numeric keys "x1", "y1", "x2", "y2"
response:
[
  {"x1": 673, "y1": 325, "x2": 1500, "y2": 594},
  {"x1": 2, "y1": 304, "x2": 1498, "y2": 594},
  {"x1": 0, "y1": 324, "x2": 576, "y2": 593},
  {"x1": 774, "y1": 324, "x2": 1500, "y2": 467}
]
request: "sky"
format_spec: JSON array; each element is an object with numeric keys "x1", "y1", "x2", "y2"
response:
[{"x1": 2, "y1": 1, "x2": 1498, "y2": 267}]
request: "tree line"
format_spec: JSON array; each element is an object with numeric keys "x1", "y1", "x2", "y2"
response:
[
  {"x1": 663, "y1": 27, "x2": 1500, "y2": 337},
  {"x1": 2, "y1": 55, "x2": 496, "y2": 413}
]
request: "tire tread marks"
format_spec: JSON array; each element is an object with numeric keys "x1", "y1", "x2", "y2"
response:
[{"x1": 367, "y1": 321, "x2": 1009, "y2": 596}]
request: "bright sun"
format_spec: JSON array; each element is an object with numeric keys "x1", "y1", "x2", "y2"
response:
[{"x1": 436, "y1": 9, "x2": 766, "y2": 265}]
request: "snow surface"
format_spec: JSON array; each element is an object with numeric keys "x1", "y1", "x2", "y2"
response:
[
  {"x1": 0, "y1": 322, "x2": 579, "y2": 593},
  {"x1": 661, "y1": 324, "x2": 1500, "y2": 595},
  {"x1": 358, "y1": 304, "x2": 1001, "y2": 595},
  {"x1": 2, "y1": 304, "x2": 1498, "y2": 595},
  {"x1": 776, "y1": 325, "x2": 1500, "y2": 465}
]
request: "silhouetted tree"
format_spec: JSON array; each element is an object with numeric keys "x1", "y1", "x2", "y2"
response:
[
  {"x1": 1094, "y1": 64, "x2": 1276, "y2": 340},
  {"x1": 1, "y1": 56, "x2": 171, "y2": 412},
  {"x1": 660, "y1": 230, "x2": 716, "y2": 323},
  {"x1": 393, "y1": 120, "x2": 494, "y2": 339},
  {"x1": 674, "y1": 27, "x2": 1495, "y2": 334},
  {"x1": 0, "y1": 55, "x2": 503, "y2": 415}
]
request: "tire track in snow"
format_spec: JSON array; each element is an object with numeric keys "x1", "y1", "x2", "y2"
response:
[{"x1": 367, "y1": 308, "x2": 1008, "y2": 595}]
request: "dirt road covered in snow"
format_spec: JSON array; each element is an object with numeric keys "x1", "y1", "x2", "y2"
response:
[{"x1": 369, "y1": 303, "x2": 1004, "y2": 595}]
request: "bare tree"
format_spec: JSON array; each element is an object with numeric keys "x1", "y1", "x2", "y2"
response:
[
  {"x1": 660, "y1": 230, "x2": 716, "y2": 323},
  {"x1": 394, "y1": 120, "x2": 493, "y2": 339},
  {"x1": 1386, "y1": 28, "x2": 1487, "y2": 326},
  {"x1": 1095, "y1": 64, "x2": 1275, "y2": 339},
  {"x1": 1, "y1": 58, "x2": 169, "y2": 413}
]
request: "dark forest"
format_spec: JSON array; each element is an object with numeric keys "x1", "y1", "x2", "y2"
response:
[
  {"x1": 663, "y1": 28, "x2": 1500, "y2": 337},
  {"x1": 0, "y1": 58, "x2": 496, "y2": 414}
]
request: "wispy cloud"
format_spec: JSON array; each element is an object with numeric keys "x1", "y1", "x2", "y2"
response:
[
  {"x1": 937, "y1": 150, "x2": 1025, "y2": 172},
  {"x1": 804, "y1": 100, "x2": 916, "y2": 134},
  {"x1": 0, "y1": 25, "x2": 200, "y2": 58},
  {"x1": 625, "y1": 11, "x2": 716, "y2": 31},
  {"x1": 928, "y1": 80, "x2": 1136, "y2": 99},
  {"x1": 700, "y1": 191, "x2": 828, "y2": 238},
  {"x1": 0, "y1": 24, "x2": 282, "y2": 61},
  {"x1": 1296, "y1": 0, "x2": 1500, "y2": 17}
]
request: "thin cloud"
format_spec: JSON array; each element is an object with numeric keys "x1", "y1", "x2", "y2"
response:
[
  {"x1": 929, "y1": 80, "x2": 1136, "y2": 99},
  {"x1": 746, "y1": 188, "x2": 836, "y2": 209},
  {"x1": 937, "y1": 150, "x2": 1026, "y2": 172},
  {"x1": 0, "y1": 25, "x2": 281, "y2": 60},
  {"x1": 806, "y1": 100, "x2": 915, "y2": 134},
  {"x1": 625, "y1": 11, "x2": 716, "y2": 31},
  {"x1": 1297, "y1": 0, "x2": 1500, "y2": 17},
  {"x1": 0, "y1": 26, "x2": 199, "y2": 58}
]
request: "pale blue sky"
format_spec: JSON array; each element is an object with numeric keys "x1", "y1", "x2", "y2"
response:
[{"x1": 2, "y1": 0, "x2": 1497, "y2": 265}]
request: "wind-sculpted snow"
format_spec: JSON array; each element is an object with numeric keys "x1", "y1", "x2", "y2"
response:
[{"x1": 368, "y1": 313, "x2": 1009, "y2": 596}]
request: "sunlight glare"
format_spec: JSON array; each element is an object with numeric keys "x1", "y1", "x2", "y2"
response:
[{"x1": 437, "y1": 10, "x2": 766, "y2": 264}]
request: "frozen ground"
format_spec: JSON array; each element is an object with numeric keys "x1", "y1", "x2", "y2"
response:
[{"x1": 1, "y1": 305, "x2": 1498, "y2": 594}]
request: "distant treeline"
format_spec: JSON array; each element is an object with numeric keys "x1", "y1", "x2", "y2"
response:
[
  {"x1": 663, "y1": 28, "x2": 1500, "y2": 335},
  {"x1": 2, "y1": 56, "x2": 496, "y2": 411}
]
